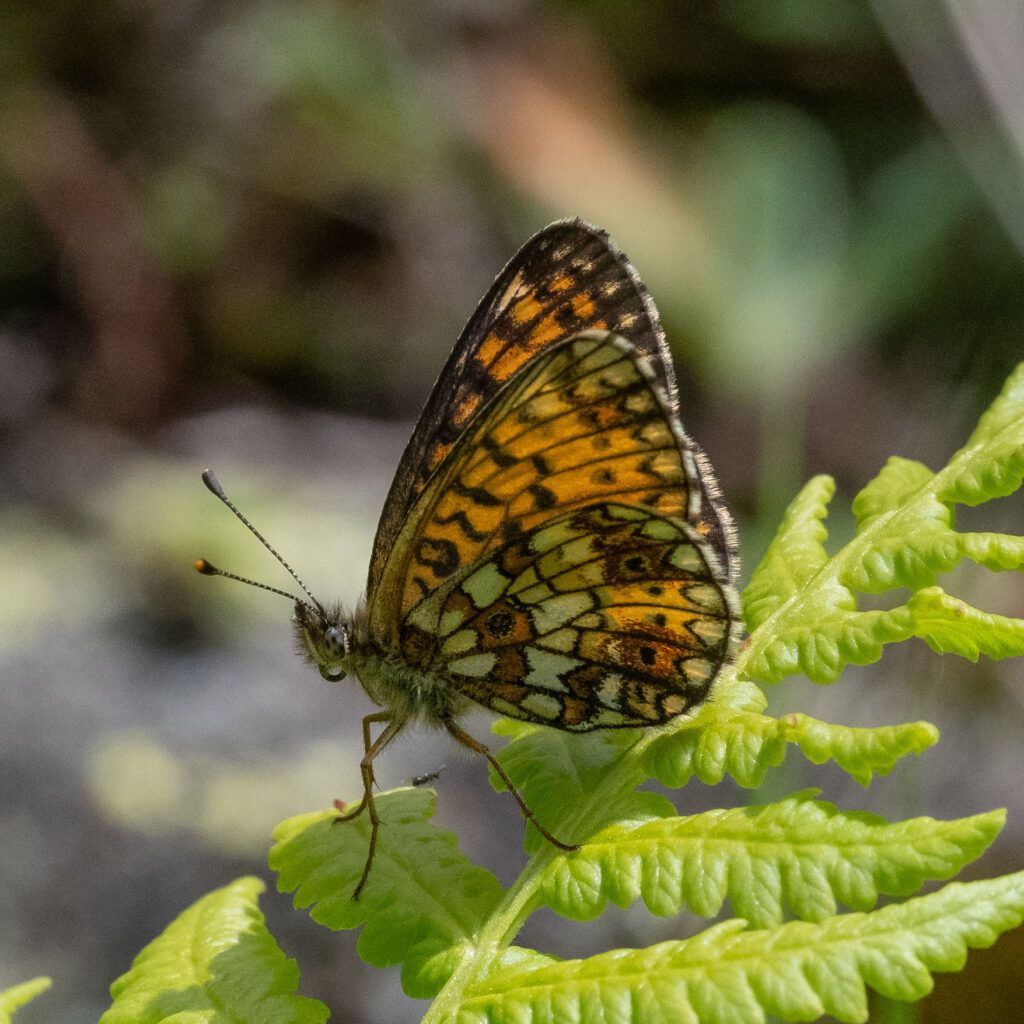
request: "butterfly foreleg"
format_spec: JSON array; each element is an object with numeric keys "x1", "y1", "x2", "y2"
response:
[
  {"x1": 443, "y1": 721, "x2": 579, "y2": 853},
  {"x1": 333, "y1": 711, "x2": 403, "y2": 899}
]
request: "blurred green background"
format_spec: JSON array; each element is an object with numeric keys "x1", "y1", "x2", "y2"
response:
[{"x1": 1, "y1": 2, "x2": 1023, "y2": 1021}]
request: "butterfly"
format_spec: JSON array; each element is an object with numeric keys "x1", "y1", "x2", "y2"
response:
[{"x1": 197, "y1": 219, "x2": 741, "y2": 898}]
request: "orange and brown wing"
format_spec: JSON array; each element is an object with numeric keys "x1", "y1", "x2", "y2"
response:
[
  {"x1": 368, "y1": 331, "x2": 735, "y2": 645},
  {"x1": 368, "y1": 220, "x2": 693, "y2": 595},
  {"x1": 401, "y1": 502, "x2": 738, "y2": 731}
]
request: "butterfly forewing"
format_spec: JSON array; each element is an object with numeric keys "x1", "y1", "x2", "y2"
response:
[
  {"x1": 368, "y1": 333, "x2": 716, "y2": 642},
  {"x1": 368, "y1": 220, "x2": 688, "y2": 596}
]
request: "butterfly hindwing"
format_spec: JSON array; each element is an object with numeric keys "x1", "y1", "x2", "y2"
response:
[
  {"x1": 368, "y1": 220, "x2": 692, "y2": 596},
  {"x1": 368, "y1": 332, "x2": 722, "y2": 643},
  {"x1": 403, "y1": 502, "x2": 736, "y2": 731}
]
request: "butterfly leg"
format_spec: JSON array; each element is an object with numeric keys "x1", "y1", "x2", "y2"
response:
[
  {"x1": 444, "y1": 721, "x2": 579, "y2": 853},
  {"x1": 335, "y1": 710, "x2": 392, "y2": 821},
  {"x1": 334, "y1": 712, "x2": 403, "y2": 899}
]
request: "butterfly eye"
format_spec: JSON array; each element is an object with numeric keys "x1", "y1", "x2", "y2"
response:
[
  {"x1": 319, "y1": 665, "x2": 347, "y2": 682},
  {"x1": 324, "y1": 625, "x2": 347, "y2": 656}
]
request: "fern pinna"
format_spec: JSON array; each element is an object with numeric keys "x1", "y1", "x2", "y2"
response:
[{"x1": 85, "y1": 364, "x2": 1024, "y2": 1024}]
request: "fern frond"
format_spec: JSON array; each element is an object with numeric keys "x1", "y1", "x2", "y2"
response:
[
  {"x1": 457, "y1": 871, "x2": 1024, "y2": 1024},
  {"x1": 270, "y1": 787, "x2": 504, "y2": 998},
  {"x1": 644, "y1": 705, "x2": 938, "y2": 788},
  {"x1": 258, "y1": 366, "x2": 1024, "y2": 1023},
  {"x1": 100, "y1": 877, "x2": 327, "y2": 1024},
  {"x1": 744, "y1": 474, "x2": 835, "y2": 629},
  {"x1": 538, "y1": 791, "x2": 1003, "y2": 926},
  {"x1": 943, "y1": 362, "x2": 1024, "y2": 502},
  {"x1": 0, "y1": 978, "x2": 51, "y2": 1024},
  {"x1": 741, "y1": 363, "x2": 1024, "y2": 684}
]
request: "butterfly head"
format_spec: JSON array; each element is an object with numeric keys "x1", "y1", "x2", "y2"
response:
[
  {"x1": 196, "y1": 470, "x2": 359, "y2": 683},
  {"x1": 293, "y1": 600, "x2": 353, "y2": 682}
]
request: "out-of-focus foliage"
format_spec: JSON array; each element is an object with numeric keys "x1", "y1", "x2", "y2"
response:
[
  {"x1": 100, "y1": 878, "x2": 327, "y2": 1024},
  {"x1": 2, "y1": 1, "x2": 1023, "y2": 1022},
  {"x1": 0, "y1": 978, "x2": 51, "y2": 1024}
]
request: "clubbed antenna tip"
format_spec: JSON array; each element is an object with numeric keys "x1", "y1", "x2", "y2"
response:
[
  {"x1": 201, "y1": 469, "x2": 226, "y2": 500},
  {"x1": 197, "y1": 468, "x2": 325, "y2": 614}
]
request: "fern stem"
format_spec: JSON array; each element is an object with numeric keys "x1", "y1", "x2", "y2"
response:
[
  {"x1": 419, "y1": 724, "x2": 670, "y2": 1024},
  {"x1": 419, "y1": 848, "x2": 553, "y2": 1024}
]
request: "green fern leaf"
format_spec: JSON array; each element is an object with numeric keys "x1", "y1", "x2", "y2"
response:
[
  {"x1": 270, "y1": 787, "x2": 504, "y2": 998},
  {"x1": 538, "y1": 791, "x2": 1003, "y2": 926},
  {"x1": 740, "y1": 362, "x2": 1024, "y2": 685},
  {"x1": 100, "y1": 876, "x2": 327, "y2": 1024},
  {"x1": 744, "y1": 475, "x2": 835, "y2": 629},
  {"x1": 902, "y1": 587, "x2": 1024, "y2": 659},
  {"x1": 645, "y1": 706, "x2": 938, "y2": 788},
  {"x1": 942, "y1": 362, "x2": 1024, "y2": 503},
  {"x1": 489, "y1": 720, "x2": 671, "y2": 853},
  {"x1": 0, "y1": 978, "x2": 51, "y2": 1024},
  {"x1": 456, "y1": 871, "x2": 1024, "y2": 1024},
  {"x1": 746, "y1": 587, "x2": 1024, "y2": 683},
  {"x1": 847, "y1": 456, "x2": 1024, "y2": 592}
]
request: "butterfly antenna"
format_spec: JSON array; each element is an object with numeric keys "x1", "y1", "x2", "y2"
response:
[
  {"x1": 200, "y1": 469, "x2": 326, "y2": 615},
  {"x1": 194, "y1": 559, "x2": 304, "y2": 604}
]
